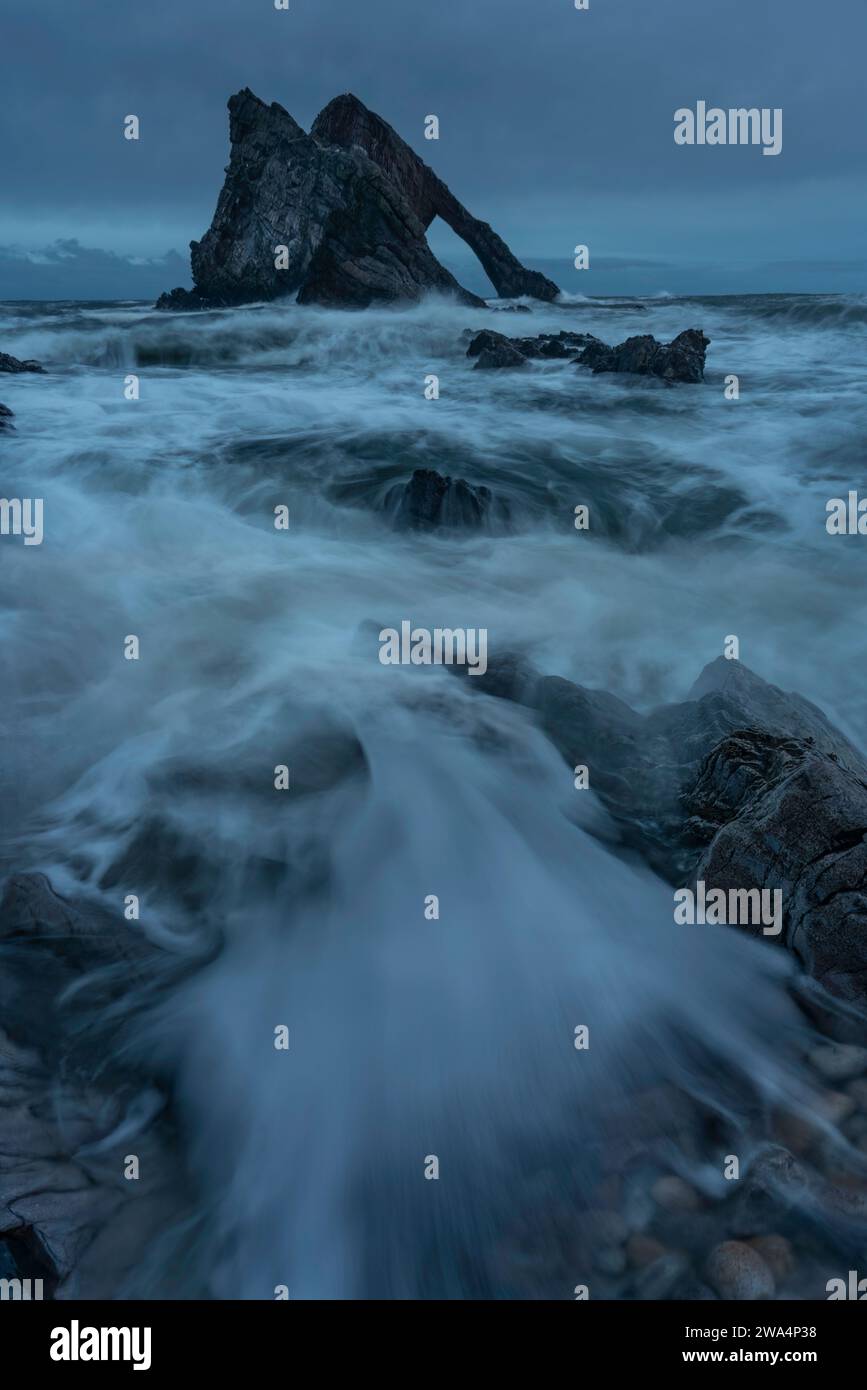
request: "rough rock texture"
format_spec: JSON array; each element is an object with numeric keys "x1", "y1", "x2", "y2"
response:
[
  {"x1": 704, "y1": 1240, "x2": 775, "y2": 1300},
  {"x1": 462, "y1": 327, "x2": 705, "y2": 380},
  {"x1": 0, "y1": 403, "x2": 14, "y2": 429},
  {"x1": 688, "y1": 734, "x2": 867, "y2": 1006},
  {"x1": 474, "y1": 341, "x2": 529, "y2": 371},
  {"x1": 0, "y1": 351, "x2": 45, "y2": 374},
  {"x1": 312, "y1": 94, "x2": 560, "y2": 303},
  {"x1": 157, "y1": 89, "x2": 555, "y2": 311},
  {"x1": 460, "y1": 653, "x2": 867, "y2": 1007},
  {"x1": 565, "y1": 657, "x2": 863, "y2": 880},
  {"x1": 578, "y1": 328, "x2": 709, "y2": 383},
  {"x1": 465, "y1": 328, "x2": 601, "y2": 367},
  {"x1": 0, "y1": 874, "x2": 192, "y2": 1297},
  {"x1": 386, "y1": 467, "x2": 509, "y2": 531}
]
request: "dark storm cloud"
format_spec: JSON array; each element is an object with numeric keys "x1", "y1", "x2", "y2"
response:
[{"x1": 2, "y1": 0, "x2": 865, "y2": 293}]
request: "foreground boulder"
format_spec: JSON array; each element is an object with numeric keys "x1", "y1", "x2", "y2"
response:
[
  {"x1": 0, "y1": 874, "x2": 191, "y2": 1297},
  {"x1": 386, "y1": 467, "x2": 509, "y2": 531},
  {"x1": 540, "y1": 656, "x2": 863, "y2": 880},
  {"x1": 157, "y1": 89, "x2": 556, "y2": 311},
  {"x1": 578, "y1": 329, "x2": 709, "y2": 383},
  {"x1": 0, "y1": 351, "x2": 45, "y2": 374},
  {"x1": 0, "y1": 403, "x2": 13, "y2": 430},
  {"x1": 688, "y1": 733, "x2": 867, "y2": 1007},
  {"x1": 460, "y1": 652, "x2": 867, "y2": 1008}
]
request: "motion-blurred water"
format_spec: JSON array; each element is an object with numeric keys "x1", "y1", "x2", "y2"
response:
[{"x1": 1, "y1": 292, "x2": 865, "y2": 1296}]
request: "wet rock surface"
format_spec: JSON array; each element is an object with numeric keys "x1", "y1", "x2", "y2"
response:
[
  {"x1": 0, "y1": 351, "x2": 45, "y2": 374},
  {"x1": 0, "y1": 874, "x2": 196, "y2": 1297},
  {"x1": 386, "y1": 467, "x2": 510, "y2": 531},
  {"x1": 6, "y1": 654, "x2": 867, "y2": 1300},
  {"x1": 473, "y1": 340, "x2": 530, "y2": 370},
  {"x1": 157, "y1": 89, "x2": 554, "y2": 311},
  {"x1": 312, "y1": 93, "x2": 561, "y2": 304},
  {"x1": 465, "y1": 327, "x2": 603, "y2": 367},
  {"x1": 577, "y1": 328, "x2": 710, "y2": 382},
  {"x1": 690, "y1": 737, "x2": 867, "y2": 1007},
  {"x1": 461, "y1": 327, "x2": 708, "y2": 381},
  {"x1": 464, "y1": 653, "x2": 867, "y2": 1014}
]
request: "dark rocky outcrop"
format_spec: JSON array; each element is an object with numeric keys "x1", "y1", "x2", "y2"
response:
[
  {"x1": 0, "y1": 403, "x2": 14, "y2": 430},
  {"x1": 687, "y1": 734, "x2": 867, "y2": 1007},
  {"x1": 0, "y1": 351, "x2": 45, "y2": 374},
  {"x1": 0, "y1": 874, "x2": 191, "y2": 1297},
  {"x1": 578, "y1": 328, "x2": 710, "y2": 383},
  {"x1": 544, "y1": 656, "x2": 863, "y2": 882},
  {"x1": 386, "y1": 467, "x2": 509, "y2": 531},
  {"x1": 151, "y1": 286, "x2": 215, "y2": 312},
  {"x1": 465, "y1": 327, "x2": 603, "y2": 369},
  {"x1": 157, "y1": 89, "x2": 556, "y2": 311},
  {"x1": 474, "y1": 340, "x2": 529, "y2": 370},
  {"x1": 312, "y1": 94, "x2": 560, "y2": 304},
  {"x1": 460, "y1": 652, "x2": 867, "y2": 1009}
]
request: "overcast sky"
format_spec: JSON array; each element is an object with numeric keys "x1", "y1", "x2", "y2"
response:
[{"x1": 2, "y1": 0, "x2": 865, "y2": 297}]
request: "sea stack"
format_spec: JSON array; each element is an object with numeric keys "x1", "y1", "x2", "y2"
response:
[{"x1": 156, "y1": 89, "x2": 560, "y2": 311}]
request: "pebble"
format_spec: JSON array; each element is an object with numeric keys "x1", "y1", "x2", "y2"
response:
[
  {"x1": 634, "y1": 1252, "x2": 691, "y2": 1300},
  {"x1": 651, "y1": 1175, "x2": 701, "y2": 1212},
  {"x1": 772, "y1": 1107, "x2": 815, "y2": 1154},
  {"x1": 748, "y1": 1235, "x2": 795, "y2": 1286},
  {"x1": 704, "y1": 1241, "x2": 775, "y2": 1300},
  {"x1": 817, "y1": 1090, "x2": 856, "y2": 1126},
  {"x1": 809, "y1": 1044, "x2": 867, "y2": 1082},
  {"x1": 773, "y1": 1092, "x2": 855, "y2": 1152},
  {"x1": 626, "y1": 1234, "x2": 668, "y2": 1269}
]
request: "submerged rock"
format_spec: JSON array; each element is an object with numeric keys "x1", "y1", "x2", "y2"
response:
[
  {"x1": 0, "y1": 351, "x2": 45, "y2": 374},
  {"x1": 387, "y1": 467, "x2": 509, "y2": 531},
  {"x1": 157, "y1": 89, "x2": 556, "y2": 311},
  {"x1": 0, "y1": 403, "x2": 14, "y2": 429},
  {"x1": 578, "y1": 328, "x2": 709, "y2": 383}
]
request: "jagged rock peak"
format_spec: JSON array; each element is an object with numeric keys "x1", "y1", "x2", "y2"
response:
[{"x1": 157, "y1": 90, "x2": 559, "y2": 311}]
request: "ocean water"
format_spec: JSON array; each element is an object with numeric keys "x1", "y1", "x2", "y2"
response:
[{"x1": 1, "y1": 291, "x2": 866, "y2": 1298}]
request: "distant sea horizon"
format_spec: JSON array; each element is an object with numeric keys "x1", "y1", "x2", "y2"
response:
[{"x1": 0, "y1": 245, "x2": 865, "y2": 303}]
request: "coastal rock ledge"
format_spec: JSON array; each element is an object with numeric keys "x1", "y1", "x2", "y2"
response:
[{"x1": 157, "y1": 89, "x2": 560, "y2": 311}]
